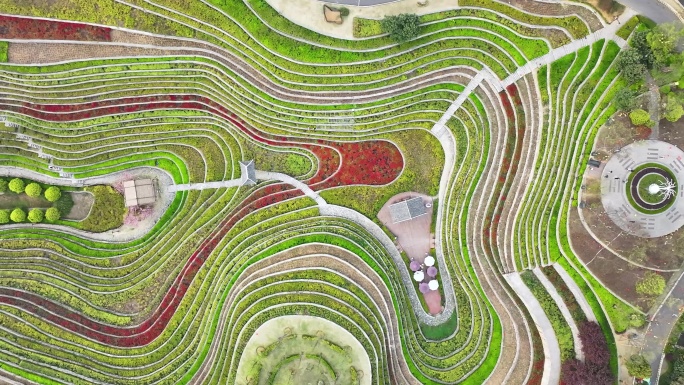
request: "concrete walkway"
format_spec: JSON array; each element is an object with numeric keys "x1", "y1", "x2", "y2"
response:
[
  {"x1": 0, "y1": 166, "x2": 175, "y2": 242},
  {"x1": 504, "y1": 272, "x2": 561, "y2": 385},
  {"x1": 319, "y1": 204, "x2": 456, "y2": 325},
  {"x1": 643, "y1": 268, "x2": 684, "y2": 385},
  {"x1": 168, "y1": 170, "x2": 327, "y2": 207},
  {"x1": 432, "y1": 9, "x2": 635, "y2": 131}
]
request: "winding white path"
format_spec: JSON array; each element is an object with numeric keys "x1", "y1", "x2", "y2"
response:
[
  {"x1": 504, "y1": 272, "x2": 561, "y2": 385},
  {"x1": 168, "y1": 170, "x2": 327, "y2": 206},
  {"x1": 433, "y1": 9, "x2": 635, "y2": 129}
]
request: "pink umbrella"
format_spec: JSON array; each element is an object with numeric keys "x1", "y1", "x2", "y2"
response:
[
  {"x1": 419, "y1": 282, "x2": 430, "y2": 294},
  {"x1": 427, "y1": 266, "x2": 438, "y2": 277},
  {"x1": 410, "y1": 261, "x2": 421, "y2": 272}
]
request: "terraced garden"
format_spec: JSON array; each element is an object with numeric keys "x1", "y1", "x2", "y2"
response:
[{"x1": 0, "y1": 0, "x2": 669, "y2": 384}]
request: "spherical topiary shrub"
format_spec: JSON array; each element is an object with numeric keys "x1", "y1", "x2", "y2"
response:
[
  {"x1": 0, "y1": 179, "x2": 7, "y2": 193},
  {"x1": 10, "y1": 208, "x2": 26, "y2": 223},
  {"x1": 8, "y1": 178, "x2": 25, "y2": 194},
  {"x1": 28, "y1": 208, "x2": 44, "y2": 223},
  {"x1": 44, "y1": 186, "x2": 61, "y2": 202},
  {"x1": 0, "y1": 210, "x2": 9, "y2": 224},
  {"x1": 25, "y1": 183, "x2": 42, "y2": 198},
  {"x1": 45, "y1": 207, "x2": 60, "y2": 222}
]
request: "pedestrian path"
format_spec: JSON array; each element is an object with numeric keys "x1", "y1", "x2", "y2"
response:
[
  {"x1": 169, "y1": 179, "x2": 243, "y2": 192},
  {"x1": 168, "y1": 170, "x2": 327, "y2": 207},
  {"x1": 504, "y1": 272, "x2": 561, "y2": 385},
  {"x1": 319, "y1": 204, "x2": 456, "y2": 325},
  {"x1": 431, "y1": 9, "x2": 635, "y2": 132}
]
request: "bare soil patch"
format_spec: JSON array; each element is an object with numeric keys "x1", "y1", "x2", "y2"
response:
[
  {"x1": 0, "y1": 192, "x2": 52, "y2": 210},
  {"x1": 64, "y1": 191, "x2": 94, "y2": 220}
]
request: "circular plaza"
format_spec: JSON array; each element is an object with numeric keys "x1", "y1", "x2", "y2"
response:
[{"x1": 601, "y1": 140, "x2": 684, "y2": 238}]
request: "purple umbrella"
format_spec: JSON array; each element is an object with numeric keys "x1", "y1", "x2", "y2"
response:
[
  {"x1": 410, "y1": 261, "x2": 421, "y2": 272},
  {"x1": 419, "y1": 282, "x2": 430, "y2": 294},
  {"x1": 427, "y1": 266, "x2": 438, "y2": 277}
]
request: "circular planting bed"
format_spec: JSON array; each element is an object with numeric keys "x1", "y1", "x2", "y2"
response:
[
  {"x1": 601, "y1": 140, "x2": 684, "y2": 238},
  {"x1": 627, "y1": 163, "x2": 678, "y2": 214},
  {"x1": 236, "y1": 315, "x2": 371, "y2": 385}
]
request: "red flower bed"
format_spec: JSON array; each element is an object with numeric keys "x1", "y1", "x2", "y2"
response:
[
  {"x1": 0, "y1": 15, "x2": 111, "y2": 41},
  {"x1": 0, "y1": 94, "x2": 404, "y2": 346},
  {"x1": 481, "y1": 86, "x2": 526, "y2": 261},
  {"x1": 7, "y1": 94, "x2": 403, "y2": 187}
]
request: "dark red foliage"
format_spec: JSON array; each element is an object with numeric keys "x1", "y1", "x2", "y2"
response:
[
  {"x1": 561, "y1": 359, "x2": 614, "y2": 385},
  {"x1": 0, "y1": 15, "x2": 111, "y2": 41},
  {"x1": 481, "y1": 86, "x2": 526, "y2": 258},
  {"x1": 0, "y1": 94, "x2": 404, "y2": 346},
  {"x1": 579, "y1": 321, "x2": 611, "y2": 366},
  {"x1": 635, "y1": 125, "x2": 652, "y2": 140},
  {"x1": 4, "y1": 95, "x2": 402, "y2": 188}
]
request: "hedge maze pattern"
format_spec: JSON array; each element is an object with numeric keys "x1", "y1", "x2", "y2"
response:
[{"x1": 0, "y1": 0, "x2": 641, "y2": 384}]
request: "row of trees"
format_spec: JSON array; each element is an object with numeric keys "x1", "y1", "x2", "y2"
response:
[
  {"x1": 0, "y1": 207, "x2": 61, "y2": 224},
  {"x1": 0, "y1": 178, "x2": 62, "y2": 202}
]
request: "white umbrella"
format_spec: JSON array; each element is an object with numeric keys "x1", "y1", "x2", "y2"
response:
[
  {"x1": 428, "y1": 280, "x2": 439, "y2": 291},
  {"x1": 413, "y1": 271, "x2": 425, "y2": 282},
  {"x1": 425, "y1": 256, "x2": 435, "y2": 266}
]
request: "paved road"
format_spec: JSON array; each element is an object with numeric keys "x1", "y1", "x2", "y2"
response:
[
  {"x1": 504, "y1": 272, "x2": 561, "y2": 385},
  {"x1": 321, "y1": 0, "x2": 681, "y2": 21},
  {"x1": 643, "y1": 269, "x2": 684, "y2": 384},
  {"x1": 619, "y1": 0, "x2": 679, "y2": 23}
]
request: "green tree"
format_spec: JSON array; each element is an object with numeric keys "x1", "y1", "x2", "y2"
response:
[
  {"x1": 629, "y1": 109, "x2": 653, "y2": 126},
  {"x1": 10, "y1": 208, "x2": 26, "y2": 223},
  {"x1": 647, "y1": 23, "x2": 682, "y2": 68},
  {"x1": 24, "y1": 182, "x2": 42, "y2": 198},
  {"x1": 0, "y1": 210, "x2": 9, "y2": 224},
  {"x1": 381, "y1": 14, "x2": 421, "y2": 43},
  {"x1": 45, "y1": 207, "x2": 60, "y2": 222},
  {"x1": 636, "y1": 272, "x2": 666, "y2": 296},
  {"x1": 8, "y1": 178, "x2": 24, "y2": 194},
  {"x1": 631, "y1": 30, "x2": 655, "y2": 69},
  {"x1": 664, "y1": 93, "x2": 684, "y2": 122},
  {"x1": 613, "y1": 87, "x2": 637, "y2": 111},
  {"x1": 27, "y1": 208, "x2": 43, "y2": 223},
  {"x1": 625, "y1": 354, "x2": 652, "y2": 379},
  {"x1": 44, "y1": 186, "x2": 61, "y2": 202},
  {"x1": 616, "y1": 49, "x2": 646, "y2": 83},
  {"x1": 0, "y1": 178, "x2": 7, "y2": 193}
]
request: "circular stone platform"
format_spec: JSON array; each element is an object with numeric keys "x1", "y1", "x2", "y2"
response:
[{"x1": 600, "y1": 140, "x2": 684, "y2": 238}]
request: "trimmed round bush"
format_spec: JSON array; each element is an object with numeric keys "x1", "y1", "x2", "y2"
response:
[
  {"x1": 25, "y1": 183, "x2": 42, "y2": 198},
  {"x1": 44, "y1": 186, "x2": 61, "y2": 202},
  {"x1": 10, "y1": 208, "x2": 26, "y2": 223},
  {"x1": 8, "y1": 178, "x2": 25, "y2": 193},
  {"x1": 339, "y1": 7, "x2": 350, "y2": 17},
  {"x1": 28, "y1": 209, "x2": 44, "y2": 223},
  {"x1": 45, "y1": 207, "x2": 60, "y2": 222},
  {"x1": 0, "y1": 210, "x2": 9, "y2": 224},
  {"x1": 0, "y1": 179, "x2": 7, "y2": 193},
  {"x1": 629, "y1": 109, "x2": 653, "y2": 127}
]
